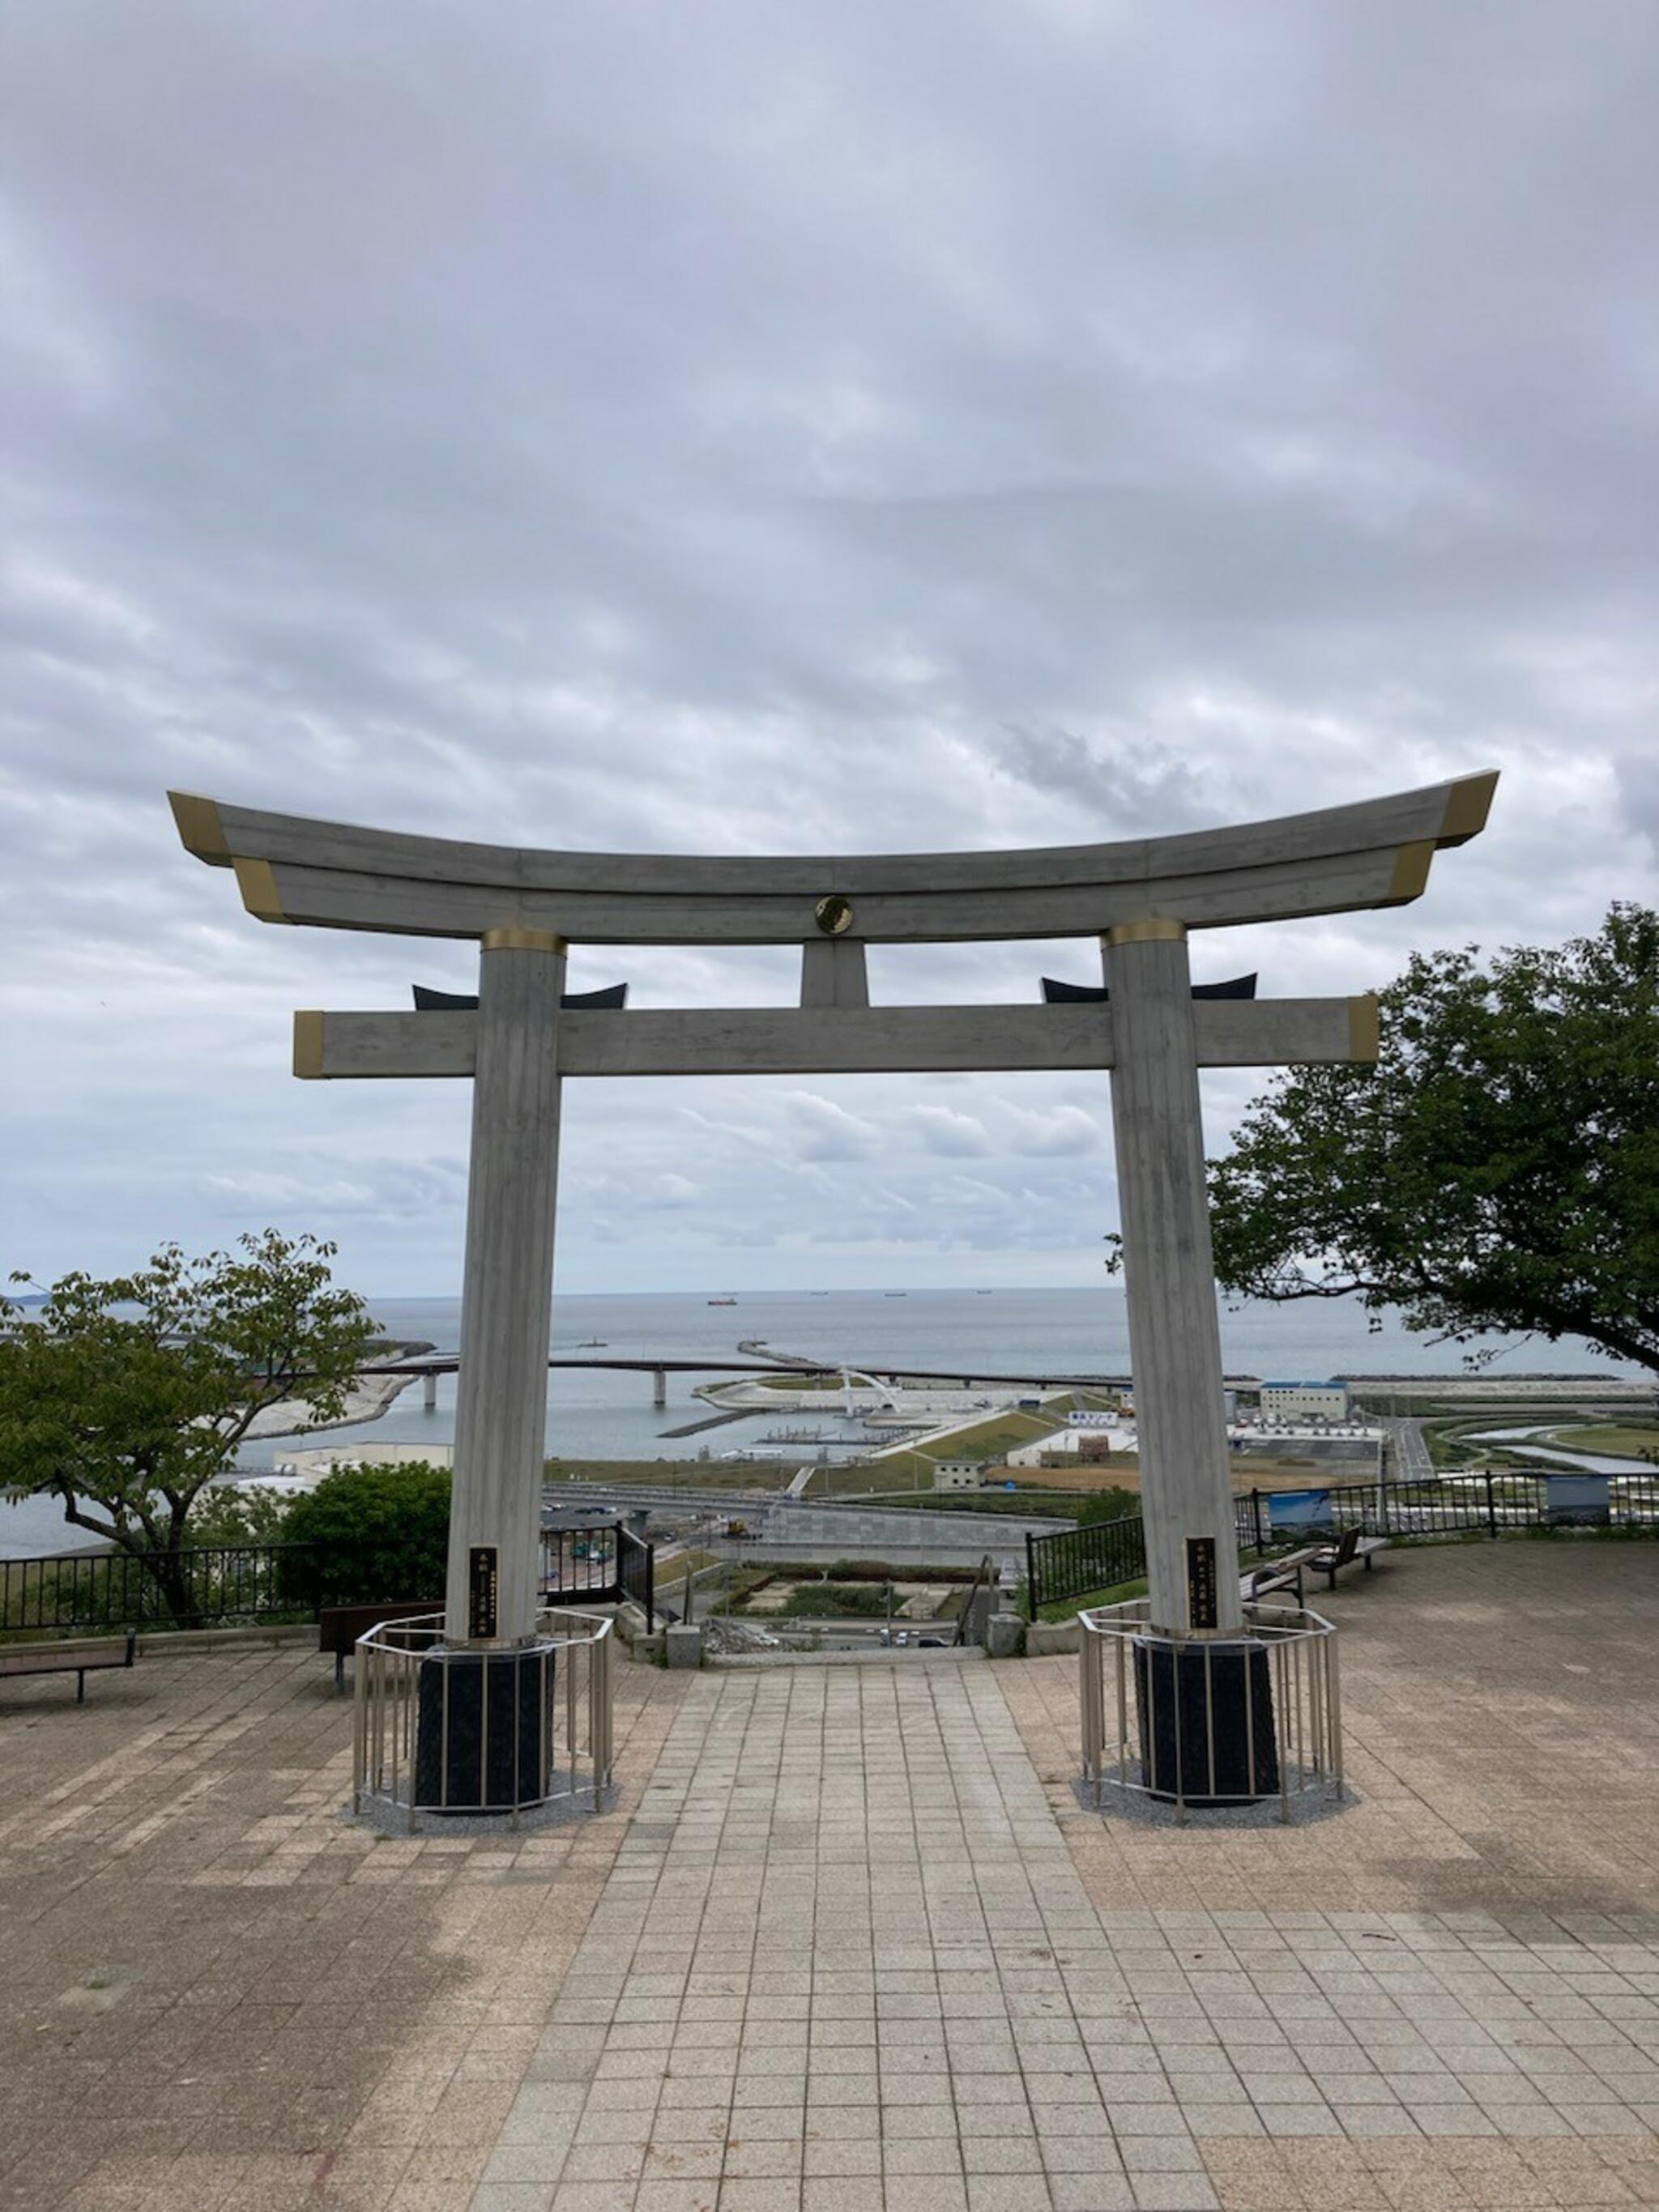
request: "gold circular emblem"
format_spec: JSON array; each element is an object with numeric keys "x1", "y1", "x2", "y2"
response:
[{"x1": 814, "y1": 894, "x2": 855, "y2": 936}]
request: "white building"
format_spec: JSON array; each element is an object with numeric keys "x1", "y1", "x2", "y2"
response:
[
  {"x1": 265, "y1": 1441, "x2": 454, "y2": 1493},
  {"x1": 932, "y1": 1457, "x2": 984, "y2": 1491},
  {"x1": 1259, "y1": 1380, "x2": 1350, "y2": 1423}
]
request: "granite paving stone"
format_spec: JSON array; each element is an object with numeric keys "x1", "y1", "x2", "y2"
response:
[{"x1": 4, "y1": 1546, "x2": 1659, "y2": 2210}]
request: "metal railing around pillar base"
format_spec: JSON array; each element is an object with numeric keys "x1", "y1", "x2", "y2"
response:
[
  {"x1": 351, "y1": 1606, "x2": 615, "y2": 1832},
  {"x1": 1078, "y1": 1597, "x2": 1342, "y2": 1825}
]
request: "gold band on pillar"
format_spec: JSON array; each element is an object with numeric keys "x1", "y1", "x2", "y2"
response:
[
  {"x1": 481, "y1": 926, "x2": 568, "y2": 954},
  {"x1": 1103, "y1": 918, "x2": 1188, "y2": 947}
]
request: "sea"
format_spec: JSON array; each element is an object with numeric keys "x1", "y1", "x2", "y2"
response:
[{"x1": 2, "y1": 1285, "x2": 1641, "y2": 1558}]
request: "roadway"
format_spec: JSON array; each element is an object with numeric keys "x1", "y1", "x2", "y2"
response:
[{"x1": 1385, "y1": 1417, "x2": 1435, "y2": 1481}]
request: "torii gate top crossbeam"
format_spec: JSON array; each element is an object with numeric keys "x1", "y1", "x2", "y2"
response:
[{"x1": 169, "y1": 774, "x2": 1495, "y2": 945}]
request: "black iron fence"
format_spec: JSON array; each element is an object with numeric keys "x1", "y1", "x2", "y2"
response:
[
  {"x1": 1, "y1": 1542, "x2": 312, "y2": 1635},
  {"x1": 1237, "y1": 1471, "x2": 1659, "y2": 1552},
  {"x1": 3, "y1": 1524, "x2": 656, "y2": 1639},
  {"x1": 1026, "y1": 1472, "x2": 1659, "y2": 1618},
  {"x1": 616, "y1": 1523, "x2": 655, "y2": 1630},
  {"x1": 1024, "y1": 1513, "x2": 1146, "y2": 1618},
  {"x1": 538, "y1": 1523, "x2": 655, "y2": 1630}
]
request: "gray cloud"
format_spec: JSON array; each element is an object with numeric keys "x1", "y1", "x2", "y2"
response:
[
  {"x1": 781, "y1": 1092, "x2": 882, "y2": 1164},
  {"x1": 2, "y1": 0, "x2": 1655, "y2": 1293},
  {"x1": 906, "y1": 1105, "x2": 994, "y2": 1158},
  {"x1": 999, "y1": 1105, "x2": 1105, "y2": 1158}
]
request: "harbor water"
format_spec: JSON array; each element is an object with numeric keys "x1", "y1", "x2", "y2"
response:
[{"x1": 3, "y1": 1285, "x2": 1643, "y2": 1556}]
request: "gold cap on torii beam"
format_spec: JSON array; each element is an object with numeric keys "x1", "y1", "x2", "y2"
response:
[
  {"x1": 168, "y1": 791, "x2": 230, "y2": 861},
  {"x1": 1438, "y1": 769, "x2": 1499, "y2": 845},
  {"x1": 233, "y1": 857, "x2": 287, "y2": 922}
]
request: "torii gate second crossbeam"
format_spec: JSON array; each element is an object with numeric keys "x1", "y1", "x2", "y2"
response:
[{"x1": 172, "y1": 770, "x2": 1496, "y2": 1813}]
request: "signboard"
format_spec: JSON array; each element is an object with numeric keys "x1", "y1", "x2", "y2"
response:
[
  {"x1": 1185, "y1": 1536, "x2": 1219, "y2": 1630},
  {"x1": 467, "y1": 1545, "x2": 500, "y2": 1639},
  {"x1": 1266, "y1": 1489, "x2": 1335, "y2": 1534},
  {"x1": 1068, "y1": 1412, "x2": 1117, "y2": 1429},
  {"x1": 1545, "y1": 1473, "x2": 1610, "y2": 1527}
]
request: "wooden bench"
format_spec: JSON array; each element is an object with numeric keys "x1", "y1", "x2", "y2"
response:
[
  {"x1": 1305, "y1": 1527, "x2": 1389, "y2": 1588},
  {"x1": 1241, "y1": 1546, "x2": 1319, "y2": 1605},
  {"x1": 318, "y1": 1602, "x2": 437, "y2": 1692},
  {"x1": 0, "y1": 1632, "x2": 138, "y2": 1703}
]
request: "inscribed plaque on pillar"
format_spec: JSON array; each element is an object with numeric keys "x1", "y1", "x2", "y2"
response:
[
  {"x1": 468, "y1": 1545, "x2": 500, "y2": 1639},
  {"x1": 1185, "y1": 1536, "x2": 1219, "y2": 1631}
]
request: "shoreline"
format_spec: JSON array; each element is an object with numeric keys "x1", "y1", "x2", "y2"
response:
[{"x1": 237, "y1": 1340, "x2": 434, "y2": 1443}]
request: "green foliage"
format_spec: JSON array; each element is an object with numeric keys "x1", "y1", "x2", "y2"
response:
[
  {"x1": 1037, "y1": 1575, "x2": 1148, "y2": 1623},
  {"x1": 1074, "y1": 1487, "x2": 1141, "y2": 1526},
  {"x1": 188, "y1": 1481, "x2": 295, "y2": 1546},
  {"x1": 1203, "y1": 906, "x2": 1659, "y2": 1375},
  {"x1": 0, "y1": 1232, "x2": 375, "y2": 1622},
  {"x1": 774, "y1": 1581, "x2": 891, "y2": 1617},
  {"x1": 277, "y1": 1460, "x2": 451, "y2": 1608}
]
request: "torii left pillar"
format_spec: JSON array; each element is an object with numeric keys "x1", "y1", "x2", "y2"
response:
[
  {"x1": 1105, "y1": 918, "x2": 1275, "y2": 1801},
  {"x1": 416, "y1": 925, "x2": 566, "y2": 1811}
]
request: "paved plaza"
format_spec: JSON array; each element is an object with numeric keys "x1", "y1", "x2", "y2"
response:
[{"x1": 2, "y1": 1544, "x2": 1657, "y2": 2211}]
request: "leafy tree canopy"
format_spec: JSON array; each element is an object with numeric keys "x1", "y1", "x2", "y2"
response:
[
  {"x1": 277, "y1": 1460, "x2": 451, "y2": 1609},
  {"x1": 0, "y1": 1232, "x2": 377, "y2": 1588},
  {"x1": 1205, "y1": 904, "x2": 1659, "y2": 1375}
]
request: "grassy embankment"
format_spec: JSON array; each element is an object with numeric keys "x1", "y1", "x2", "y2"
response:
[
  {"x1": 800, "y1": 1461, "x2": 932, "y2": 1498},
  {"x1": 544, "y1": 1456, "x2": 874, "y2": 1491},
  {"x1": 1542, "y1": 1423, "x2": 1659, "y2": 1460},
  {"x1": 1424, "y1": 1419, "x2": 1659, "y2": 1473},
  {"x1": 870, "y1": 1406, "x2": 1068, "y2": 1485}
]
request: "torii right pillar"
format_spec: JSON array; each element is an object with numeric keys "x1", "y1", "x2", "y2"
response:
[{"x1": 1105, "y1": 918, "x2": 1276, "y2": 1800}]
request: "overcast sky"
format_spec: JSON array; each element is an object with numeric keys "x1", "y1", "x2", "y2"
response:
[{"x1": 3, "y1": 1, "x2": 1655, "y2": 1302}]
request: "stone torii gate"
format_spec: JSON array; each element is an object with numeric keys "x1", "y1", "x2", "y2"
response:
[{"x1": 171, "y1": 770, "x2": 1495, "y2": 1810}]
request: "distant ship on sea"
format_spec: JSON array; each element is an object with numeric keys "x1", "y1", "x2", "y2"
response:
[{"x1": 707, "y1": 1296, "x2": 737, "y2": 1306}]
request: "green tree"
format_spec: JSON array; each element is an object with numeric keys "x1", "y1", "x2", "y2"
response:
[
  {"x1": 277, "y1": 1461, "x2": 451, "y2": 1609},
  {"x1": 1204, "y1": 905, "x2": 1659, "y2": 1375},
  {"x1": 0, "y1": 1232, "x2": 377, "y2": 1625}
]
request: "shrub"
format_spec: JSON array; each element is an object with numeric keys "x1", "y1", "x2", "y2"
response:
[
  {"x1": 1076, "y1": 1488, "x2": 1141, "y2": 1527},
  {"x1": 277, "y1": 1461, "x2": 451, "y2": 1608},
  {"x1": 783, "y1": 1582, "x2": 889, "y2": 1617},
  {"x1": 190, "y1": 1481, "x2": 295, "y2": 1546}
]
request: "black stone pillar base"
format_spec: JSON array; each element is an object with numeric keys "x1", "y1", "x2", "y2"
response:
[
  {"x1": 1132, "y1": 1635, "x2": 1278, "y2": 1805},
  {"x1": 413, "y1": 1643, "x2": 555, "y2": 1813}
]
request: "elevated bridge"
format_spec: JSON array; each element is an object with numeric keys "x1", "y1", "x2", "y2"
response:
[{"x1": 361, "y1": 1350, "x2": 1160, "y2": 1413}]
